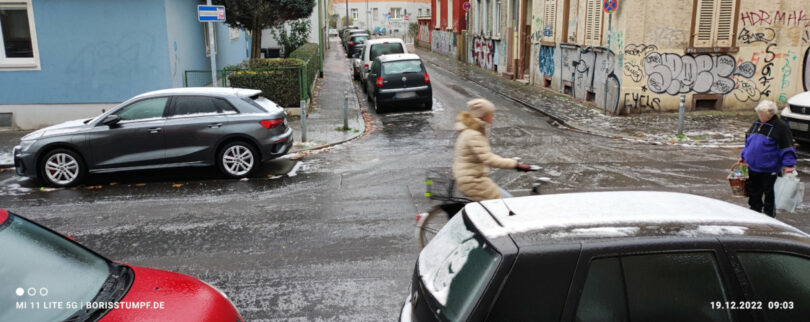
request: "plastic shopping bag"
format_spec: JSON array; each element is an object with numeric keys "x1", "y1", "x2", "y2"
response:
[{"x1": 774, "y1": 170, "x2": 804, "y2": 213}]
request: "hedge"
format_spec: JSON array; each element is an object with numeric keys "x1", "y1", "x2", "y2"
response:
[
  {"x1": 226, "y1": 58, "x2": 306, "y2": 107},
  {"x1": 289, "y1": 43, "x2": 319, "y2": 96}
]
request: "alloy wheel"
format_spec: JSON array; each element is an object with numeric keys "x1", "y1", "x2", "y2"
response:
[
  {"x1": 222, "y1": 145, "x2": 254, "y2": 176},
  {"x1": 44, "y1": 153, "x2": 80, "y2": 185}
]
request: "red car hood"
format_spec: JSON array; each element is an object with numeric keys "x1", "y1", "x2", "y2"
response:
[{"x1": 100, "y1": 265, "x2": 241, "y2": 322}]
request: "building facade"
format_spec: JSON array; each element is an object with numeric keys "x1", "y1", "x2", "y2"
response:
[
  {"x1": 529, "y1": 0, "x2": 810, "y2": 113},
  {"x1": 0, "y1": 0, "x2": 250, "y2": 129},
  {"x1": 333, "y1": 0, "x2": 431, "y2": 35},
  {"x1": 428, "y1": 0, "x2": 467, "y2": 59}
]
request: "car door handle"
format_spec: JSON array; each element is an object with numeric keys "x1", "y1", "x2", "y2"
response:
[
  {"x1": 208, "y1": 123, "x2": 223, "y2": 128},
  {"x1": 147, "y1": 127, "x2": 162, "y2": 134}
]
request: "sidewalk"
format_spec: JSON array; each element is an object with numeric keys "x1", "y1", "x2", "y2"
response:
[
  {"x1": 288, "y1": 38, "x2": 365, "y2": 152},
  {"x1": 414, "y1": 46, "x2": 757, "y2": 148},
  {"x1": 0, "y1": 39, "x2": 365, "y2": 168}
]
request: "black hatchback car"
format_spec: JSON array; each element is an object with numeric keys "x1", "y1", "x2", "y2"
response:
[
  {"x1": 13, "y1": 88, "x2": 292, "y2": 187},
  {"x1": 402, "y1": 191, "x2": 810, "y2": 322},
  {"x1": 345, "y1": 33, "x2": 369, "y2": 57},
  {"x1": 366, "y1": 54, "x2": 432, "y2": 113}
]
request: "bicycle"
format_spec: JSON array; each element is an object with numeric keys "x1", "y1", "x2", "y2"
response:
[{"x1": 416, "y1": 165, "x2": 548, "y2": 250}]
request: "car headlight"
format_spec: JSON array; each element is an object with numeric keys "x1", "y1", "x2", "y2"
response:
[{"x1": 19, "y1": 140, "x2": 36, "y2": 152}]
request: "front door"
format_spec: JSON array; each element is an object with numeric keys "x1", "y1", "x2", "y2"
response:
[
  {"x1": 519, "y1": 0, "x2": 532, "y2": 79},
  {"x1": 162, "y1": 95, "x2": 231, "y2": 164},
  {"x1": 87, "y1": 97, "x2": 169, "y2": 169}
]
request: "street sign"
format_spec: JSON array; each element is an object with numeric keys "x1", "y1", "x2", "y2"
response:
[
  {"x1": 463, "y1": 2, "x2": 471, "y2": 12},
  {"x1": 198, "y1": 5, "x2": 226, "y2": 22},
  {"x1": 603, "y1": 0, "x2": 617, "y2": 14},
  {"x1": 405, "y1": 15, "x2": 409, "y2": 21}
]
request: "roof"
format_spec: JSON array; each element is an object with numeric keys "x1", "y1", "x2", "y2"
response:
[
  {"x1": 467, "y1": 191, "x2": 809, "y2": 245},
  {"x1": 787, "y1": 91, "x2": 810, "y2": 107},
  {"x1": 378, "y1": 53, "x2": 421, "y2": 62},
  {"x1": 364, "y1": 38, "x2": 406, "y2": 45},
  {"x1": 133, "y1": 87, "x2": 260, "y2": 100}
]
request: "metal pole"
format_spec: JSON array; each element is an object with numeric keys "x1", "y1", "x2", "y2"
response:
[
  {"x1": 343, "y1": 91, "x2": 349, "y2": 130},
  {"x1": 346, "y1": 0, "x2": 349, "y2": 27},
  {"x1": 318, "y1": 0, "x2": 324, "y2": 78},
  {"x1": 301, "y1": 99, "x2": 308, "y2": 142},
  {"x1": 678, "y1": 94, "x2": 686, "y2": 136},
  {"x1": 207, "y1": 0, "x2": 217, "y2": 87},
  {"x1": 603, "y1": 13, "x2": 611, "y2": 114}
]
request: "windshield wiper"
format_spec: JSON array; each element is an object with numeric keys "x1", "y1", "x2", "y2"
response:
[{"x1": 63, "y1": 263, "x2": 134, "y2": 322}]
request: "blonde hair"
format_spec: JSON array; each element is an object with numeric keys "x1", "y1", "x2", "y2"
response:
[{"x1": 755, "y1": 100, "x2": 778, "y2": 116}]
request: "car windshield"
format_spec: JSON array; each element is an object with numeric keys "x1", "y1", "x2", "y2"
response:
[
  {"x1": 352, "y1": 36, "x2": 368, "y2": 43},
  {"x1": 383, "y1": 60, "x2": 423, "y2": 74},
  {"x1": 417, "y1": 213, "x2": 501, "y2": 321},
  {"x1": 370, "y1": 43, "x2": 404, "y2": 61},
  {"x1": 0, "y1": 215, "x2": 110, "y2": 321}
]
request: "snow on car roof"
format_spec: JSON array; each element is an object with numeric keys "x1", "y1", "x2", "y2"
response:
[
  {"x1": 471, "y1": 191, "x2": 806, "y2": 240},
  {"x1": 134, "y1": 87, "x2": 261, "y2": 99}
]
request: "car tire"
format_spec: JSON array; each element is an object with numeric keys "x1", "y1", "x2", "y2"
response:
[
  {"x1": 218, "y1": 141, "x2": 258, "y2": 179},
  {"x1": 424, "y1": 99, "x2": 433, "y2": 110},
  {"x1": 362, "y1": 82, "x2": 367, "y2": 93},
  {"x1": 39, "y1": 148, "x2": 86, "y2": 187},
  {"x1": 374, "y1": 97, "x2": 386, "y2": 114}
]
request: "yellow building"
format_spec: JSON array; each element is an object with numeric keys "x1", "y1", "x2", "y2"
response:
[{"x1": 530, "y1": 0, "x2": 810, "y2": 113}]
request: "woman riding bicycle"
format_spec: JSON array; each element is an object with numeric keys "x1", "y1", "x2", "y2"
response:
[{"x1": 453, "y1": 99, "x2": 531, "y2": 201}]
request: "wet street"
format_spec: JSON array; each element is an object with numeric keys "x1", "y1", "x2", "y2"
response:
[{"x1": 3, "y1": 41, "x2": 810, "y2": 321}]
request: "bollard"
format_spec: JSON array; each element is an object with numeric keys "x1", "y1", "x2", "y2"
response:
[
  {"x1": 677, "y1": 94, "x2": 686, "y2": 136},
  {"x1": 300, "y1": 99, "x2": 307, "y2": 142},
  {"x1": 343, "y1": 91, "x2": 349, "y2": 130}
]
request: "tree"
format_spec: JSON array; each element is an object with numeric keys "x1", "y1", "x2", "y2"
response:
[
  {"x1": 341, "y1": 16, "x2": 353, "y2": 27},
  {"x1": 212, "y1": 0, "x2": 315, "y2": 59},
  {"x1": 271, "y1": 19, "x2": 311, "y2": 57},
  {"x1": 328, "y1": 14, "x2": 338, "y2": 28}
]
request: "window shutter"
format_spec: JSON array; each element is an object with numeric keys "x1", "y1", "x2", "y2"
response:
[
  {"x1": 714, "y1": 0, "x2": 736, "y2": 47},
  {"x1": 436, "y1": 0, "x2": 441, "y2": 28},
  {"x1": 693, "y1": 0, "x2": 716, "y2": 47},
  {"x1": 542, "y1": 0, "x2": 556, "y2": 42},
  {"x1": 585, "y1": 0, "x2": 601, "y2": 46}
]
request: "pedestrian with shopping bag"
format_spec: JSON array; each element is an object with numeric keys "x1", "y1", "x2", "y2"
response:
[{"x1": 738, "y1": 100, "x2": 797, "y2": 217}]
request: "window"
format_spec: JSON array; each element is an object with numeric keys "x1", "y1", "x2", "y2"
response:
[
  {"x1": 372, "y1": 8, "x2": 378, "y2": 21},
  {"x1": 116, "y1": 98, "x2": 169, "y2": 121},
  {"x1": 485, "y1": 0, "x2": 491, "y2": 34},
  {"x1": 512, "y1": 0, "x2": 518, "y2": 29},
  {"x1": 0, "y1": 1, "x2": 39, "y2": 69},
  {"x1": 692, "y1": 0, "x2": 738, "y2": 48},
  {"x1": 447, "y1": 0, "x2": 453, "y2": 29},
  {"x1": 575, "y1": 252, "x2": 732, "y2": 322},
  {"x1": 383, "y1": 60, "x2": 423, "y2": 75},
  {"x1": 584, "y1": 0, "x2": 603, "y2": 46},
  {"x1": 172, "y1": 96, "x2": 219, "y2": 116},
  {"x1": 542, "y1": 0, "x2": 556, "y2": 42},
  {"x1": 427, "y1": 9, "x2": 430, "y2": 16},
  {"x1": 436, "y1": 0, "x2": 441, "y2": 27},
  {"x1": 392, "y1": 8, "x2": 402, "y2": 19},
  {"x1": 737, "y1": 252, "x2": 810, "y2": 320},
  {"x1": 351, "y1": 8, "x2": 358, "y2": 19},
  {"x1": 203, "y1": 23, "x2": 217, "y2": 57},
  {"x1": 418, "y1": 8, "x2": 422, "y2": 16},
  {"x1": 370, "y1": 43, "x2": 404, "y2": 61},
  {"x1": 563, "y1": 0, "x2": 578, "y2": 43}
]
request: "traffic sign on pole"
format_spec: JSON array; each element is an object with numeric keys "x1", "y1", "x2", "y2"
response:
[
  {"x1": 463, "y1": 2, "x2": 471, "y2": 12},
  {"x1": 603, "y1": 0, "x2": 617, "y2": 14},
  {"x1": 198, "y1": 5, "x2": 226, "y2": 22}
]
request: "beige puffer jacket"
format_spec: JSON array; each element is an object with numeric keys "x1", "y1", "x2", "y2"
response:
[{"x1": 452, "y1": 111, "x2": 518, "y2": 201}]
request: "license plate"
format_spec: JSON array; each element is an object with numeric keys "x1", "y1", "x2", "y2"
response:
[
  {"x1": 789, "y1": 121, "x2": 809, "y2": 132},
  {"x1": 396, "y1": 91, "x2": 416, "y2": 99}
]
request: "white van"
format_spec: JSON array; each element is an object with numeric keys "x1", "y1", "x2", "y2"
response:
[{"x1": 359, "y1": 38, "x2": 408, "y2": 92}]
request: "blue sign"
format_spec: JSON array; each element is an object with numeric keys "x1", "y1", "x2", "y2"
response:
[{"x1": 198, "y1": 5, "x2": 226, "y2": 22}]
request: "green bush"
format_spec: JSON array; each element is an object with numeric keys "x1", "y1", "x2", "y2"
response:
[
  {"x1": 226, "y1": 58, "x2": 306, "y2": 107},
  {"x1": 289, "y1": 43, "x2": 319, "y2": 91}
]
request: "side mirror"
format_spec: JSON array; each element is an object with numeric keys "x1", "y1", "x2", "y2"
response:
[{"x1": 100, "y1": 114, "x2": 120, "y2": 126}]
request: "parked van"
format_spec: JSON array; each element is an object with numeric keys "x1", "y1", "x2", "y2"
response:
[{"x1": 358, "y1": 38, "x2": 408, "y2": 92}]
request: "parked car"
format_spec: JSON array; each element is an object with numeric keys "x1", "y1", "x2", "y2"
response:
[
  {"x1": 345, "y1": 33, "x2": 369, "y2": 58},
  {"x1": 341, "y1": 28, "x2": 362, "y2": 42},
  {"x1": 328, "y1": 28, "x2": 338, "y2": 37},
  {"x1": 352, "y1": 44, "x2": 366, "y2": 80},
  {"x1": 13, "y1": 87, "x2": 293, "y2": 187},
  {"x1": 780, "y1": 91, "x2": 810, "y2": 143},
  {"x1": 365, "y1": 54, "x2": 432, "y2": 113},
  {"x1": 0, "y1": 209, "x2": 244, "y2": 321},
  {"x1": 401, "y1": 191, "x2": 810, "y2": 322},
  {"x1": 343, "y1": 30, "x2": 367, "y2": 50},
  {"x1": 359, "y1": 38, "x2": 408, "y2": 91}
]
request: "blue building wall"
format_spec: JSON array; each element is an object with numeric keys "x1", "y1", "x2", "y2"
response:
[
  {"x1": 215, "y1": 22, "x2": 249, "y2": 71},
  {"x1": 165, "y1": 0, "x2": 209, "y2": 88},
  {"x1": 0, "y1": 0, "x2": 171, "y2": 104}
]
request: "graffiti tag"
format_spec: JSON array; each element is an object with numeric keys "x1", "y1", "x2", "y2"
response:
[
  {"x1": 623, "y1": 93, "x2": 661, "y2": 113},
  {"x1": 643, "y1": 53, "x2": 741, "y2": 95},
  {"x1": 473, "y1": 37, "x2": 495, "y2": 70},
  {"x1": 733, "y1": 61, "x2": 757, "y2": 78},
  {"x1": 758, "y1": 43, "x2": 776, "y2": 97},
  {"x1": 623, "y1": 44, "x2": 658, "y2": 56},
  {"x1": 537, "y1": 45, "x2": 554, "y2": 76},
  {"x1": 733, "y1": 78, "x2": 763, "y2": 102},
  {"x1": 740, "y1": 10, "x2": 810, "y2": 27},
  {"x1": 737, "y1": 27, "x2": 776, "y2": 44},
  {"x1": 623, "y1": 63, "x2": 643, "y2": 82},
  {"x1": 431, "y1": 30, "x2": 457, "y2": 56}
]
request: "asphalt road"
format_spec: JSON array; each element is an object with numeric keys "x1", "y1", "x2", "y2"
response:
[{"x1": 2, "y1": 41, "x2": 810, "y2": 321}]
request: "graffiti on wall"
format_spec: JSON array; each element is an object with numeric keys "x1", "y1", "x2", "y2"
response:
[
  {"x1": 642, "y1": 53, "x2": 756, "y2": 95},
  {"x1": 740, "y1": 10, "x2": 810, "y2": 27},
  {"x1": 644, "y1": 27, "x2": 687, "y2": 48},
  {"x1": 623, "y1": 63, "x2": 643, "y2": 82},
  {"x1": 737, "y1": 27, "x2": 777, "y2": 45},
  {"x1": 418, "y1": 23, "x2": 431, "y2": 43},
  {"x1": 532, "y1": 17, "x2": 544, "y2": 42},
  {"x1": 623, "y1": 93, "x2": 662, "y2": 112},
  {"x1": 758, "y1": 44, "x2": 777, "y2": 98},
  {"x1": 473, "y1": 37, "x2": 495, "y2": 70},
  {"x1": 624, "y1": 44, "x2": 658, "y2": 56},
  {"x1": 537, "y1": 46, "x2": 554, "y2": 76},
  {"x1": 432, "y1": 30, "x2": 457, "y2": 56}
]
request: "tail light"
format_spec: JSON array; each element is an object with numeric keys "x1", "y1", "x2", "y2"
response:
[
  {"x1": 259, "y1": 119, "x2": 284, "y2": 129},
  {"x1": 348, "y1": 42, "x2": 355, "y2": 46},
  {"x1": 424, "y1": 73, "x2": 430, "y2": 84},
  {"x1": 364, "y1": 64, "x2": 369, "y2": 70},
  {"x1": 376, "y1": 77, "x2": 384, "y2": 87}
]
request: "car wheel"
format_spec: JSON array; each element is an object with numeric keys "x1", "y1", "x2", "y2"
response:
[
  {"x1": 218, "y1": 141, "x2": 258, "y2": 178},
  {"x1": 39, "y1": 148, "x2": 85, "y2": 187},
  {"x1": 362, "y1": 82, "x2": 368, "y2": 93},
  {"x1": 374, "y1": 97, "x2": 386, "y2": 114}
]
